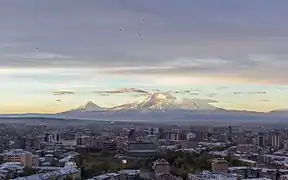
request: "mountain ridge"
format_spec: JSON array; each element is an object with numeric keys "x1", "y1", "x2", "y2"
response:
[{"x1": 0, "y1": 92, "x2": 286, "y2": 122}]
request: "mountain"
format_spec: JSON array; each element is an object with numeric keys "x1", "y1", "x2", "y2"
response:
[
  {"x1": 1, "y1": 92, "x2": 286, "y2": 123},
  {"x1": 271, "y1": 109, "x2": 288, "y2": 112},
  {"x1": 56, "y1": 92, "x2": 234, "y2": 121},
  {"x1": 81, "y1": 101, "x2": 105, "y2": 111},
  {"x1": 180, "y1": 98, "x2": 218, "y2": 110},
  {"x1": 110, "y1": 92, "x2": 198, "y2": 111},
  {"x1": 269, "y1": 109, "x2": 288, "y2": 117},
  {"x1": 56, "y1": 92, "x2": 220, "y2": 120},
  {"x1": 63, "y1": 101, "x2": 105, "y2": 113}
]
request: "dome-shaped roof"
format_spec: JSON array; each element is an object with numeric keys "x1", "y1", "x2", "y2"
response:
[{"x1": 65, "y1": 161, "x2": 77, "y2": 168}]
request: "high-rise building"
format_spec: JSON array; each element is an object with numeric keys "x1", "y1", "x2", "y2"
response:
[
  {"x1": 115, "y1": 137, "x2": 125, "y2": 150},
  {"x1": 195, "y1": 131, "x2": 208, "y2": 141},
  {"x1": 284, "y1": 139, "x2": 288, "y2": 149},
  {"x1": 25, "y1": 137, "x2": 40, "y2": 151},
  {"x1": 91, "y1": 136, "x2": 104, "y2": 149},
  {"x1": 147, "y1": 135, "x2": 159, "y2": 145},
  {"x1": 256, "y1": 133, "x2": 266, "y2": 147},
  {"x1": 148, "y1": 127, "x2": 159, "y2": 136},
  {"x1": 44, "y1": 132, "x2": 60, "y2": 143},
  {"x1": 11, "y1": 137, "x2": 25, "y2": 149},
  {"x1": 166, "y1": 132, "x2": 180, "y2": 141},
  {"x1": 228, "y1": 126, "x2": 233, "y2": 141},
  {"x1": 103, "y1": 140, "x2": 117, "y2": 151},
  {"x1": 158, "y1": 128, "x2": 165, "y2": 139},
  {"x1": 0, "y1": 138, "x2": 9, "y2": 153},
  {"x1": 186, "y1": 132, "x2": 196, "y2": 141},
  {"x1": 76, "y1": 135, "x2": 93, "y2": 147},
  {"x1": 271, "y1": 133, "x2": 282, "y2": 148},
  {"x1": 228, "y1": 126, "x2": 232, "y2": 135},
  {"x1": 128, "y1": 129, "x2": 137, "y2": 141}
]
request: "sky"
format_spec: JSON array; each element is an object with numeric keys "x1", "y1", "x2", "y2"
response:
[{"x1": 0, "y1": 0, "x2": 288, "y2": 113}]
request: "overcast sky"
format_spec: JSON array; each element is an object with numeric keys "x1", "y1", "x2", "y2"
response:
[{"x1": 0, "y1": 0, "x2": 288, "y2": 113}]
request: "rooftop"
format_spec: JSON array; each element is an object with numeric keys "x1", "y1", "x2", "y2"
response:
[
  {"x1": 118, "y1": 169, "x2": 140, "y2": 176},
  {"x1": 188, "y1": 171, "x2": 238, "y2": 180},
  {"x1": 211, "y1": 159, "x2": 228, "y2": 164},
  {"x1": 0, "y1": 162, "x2": 23, "y2": 171},
  {"x1": 238, "y1": 158, "x2": 256, "y2": 164},
  {"x1": 13, "y1": 167, "x2": 80, "y2": 180},
  {"x1": 88, "y1": 172, "x2": 120, "y2": 180},
  {"x1": 127, "y1": 142, "x2": 157, "y2": 150},
  {"x1": 2, "y1": 149, "x2": 32, "y2": 156},
  {"x1": 243, "y1": 178, "x2": 272, "y2": 180},
  {"x1": 154, "y1": 159, "x2": 169, "y2": 165}
]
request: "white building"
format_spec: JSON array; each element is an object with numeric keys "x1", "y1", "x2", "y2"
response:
[
  {"x1": 271, "y1": 134, "x2": 281, "y2": 148},
  {"x1": 186, "y1": 132, "x2": 196, "y2": 141}
]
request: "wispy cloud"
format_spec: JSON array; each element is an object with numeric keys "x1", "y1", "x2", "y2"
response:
[
  {"x1": 5, "y1": 52, "x2": 71, "y2": 60},
  {"x1": 217, "y1": 86, "x2": 228, "y2": 90},
  {"x1": 173, "y1": 90, "x2": 199, "y2": 95},
  {"x1": 233, "y1": 92, "x2": 244, "y2": 95},
  {"x1": 52, "y1": 90, "x2": 75, "y2": 96},
  {"x1": 174, "y1": 90, "x2": 191, "y2": 94},
  {"x1": 248, "y1": 91, "x2": 266, "y2": 95},
  {"x1": 192, "y1": 98, "x2": 218, "y2": 103},
  {"x1": 163, "y1": 58, "x2": 229, "y2": 68},
  {"x1": 94, "y1": 88, "x2": 149, "y2": 94},
  {"x1": 207, "y1": 93, "x2": 218, "y2": 97},
  {"x1": 232, "y1": 91, "x2": 267, "y2": 95},
  {"x1": 261, "y1": 99, "x2": 269, "y2": 102}
]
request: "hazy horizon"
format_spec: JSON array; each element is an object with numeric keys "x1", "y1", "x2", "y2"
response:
[{"x1": 1, "y1": 0, "x2": 288, "y2": 113}]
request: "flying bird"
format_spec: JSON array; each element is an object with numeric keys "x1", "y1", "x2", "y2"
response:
[{"x1": 139, "y1": 15, "x2": 145, "y2": 23}]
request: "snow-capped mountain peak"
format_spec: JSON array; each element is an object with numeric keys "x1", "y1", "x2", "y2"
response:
[
  {"x1": 110, "y1": 92, "x2": 198, "y2": 111},
  {"x1": 64, "y1": 92, "x2": 217, "y2": 114},
  {"x1": 137, "y1": 92, "x2": 177, "y2": 109},
  {"x1": 75, "y1": 101, "x2": 105, "y2": 112},
  {"x1": 148, "y1": 92, "x2": 175, "y2": 100}
]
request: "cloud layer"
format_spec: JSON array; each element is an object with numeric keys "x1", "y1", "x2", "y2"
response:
[
  {"x1": 0, "y1": 0, "x2": 287, "y2": 83},
  {"x1": 1, "y1": 1, "x2": 288, "y2": 113}
]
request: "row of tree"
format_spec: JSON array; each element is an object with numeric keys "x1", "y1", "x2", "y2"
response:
[{"x1": 77, "y1": 148, "x2": 246, "y2": 179}]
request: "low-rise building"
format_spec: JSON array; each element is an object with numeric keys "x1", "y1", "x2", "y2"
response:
[
  {"x1": 13, "y1": 166, "x2": 81, "y2": 180},
  {"x1": 211, "y1": 159, "x2": 229, "y2": 173},
  {"x1": 1, "y1": 149, "x2": 39, "y2": 168},
  {"x1": 153, "y1": 159, "x2": 170, "y2": 176},
  {"x1": 188, "y1": 171, "x2": 239, "y2": 180},
  {"x1": 124, "y1": 142, "x2": 158, "y2": 159}
]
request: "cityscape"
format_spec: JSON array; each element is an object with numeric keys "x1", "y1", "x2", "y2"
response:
[
  {"x1": 1, "y1": 0, "x2": 288, "y2": 180},
  {"x1": 1, "y1": 120, "x2": 288, "y2": 179}
]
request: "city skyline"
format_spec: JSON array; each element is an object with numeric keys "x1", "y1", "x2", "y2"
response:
[{"x1": 1, "y1": 0, "x2": 288, "y2": 113}]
